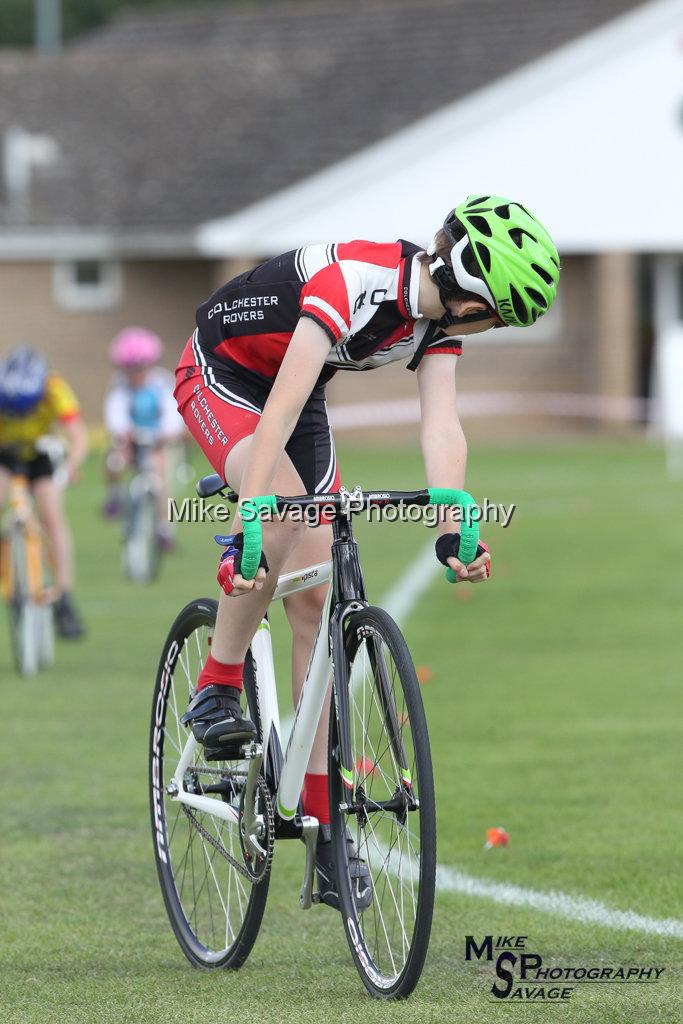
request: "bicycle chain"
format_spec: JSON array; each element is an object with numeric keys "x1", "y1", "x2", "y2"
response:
[{"x1": 181, "y1": 774, "x2": 274, "y2": 885}]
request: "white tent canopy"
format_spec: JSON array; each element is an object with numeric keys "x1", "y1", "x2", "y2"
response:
[{"x1": 198, "y1": 0, "x2": 683, "y2": 257}]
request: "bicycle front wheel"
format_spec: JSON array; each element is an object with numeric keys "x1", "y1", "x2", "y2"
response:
[
  {"x1": 329, "y1": 606, "x2": 436, "y2": 999},
  {"x1": 124, "y1": 487, "x2": 160, "y2": 583},
  {"x1": 8, "y1": 525, "x2": 39, "y2": 677},
  {"x1": 149, "y1": 598, "x2": 269, "y2": 969}
]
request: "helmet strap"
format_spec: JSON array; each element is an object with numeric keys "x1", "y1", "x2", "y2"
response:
[{"x1": 438, "y1": 309, "x2": 496, "y2": 328}]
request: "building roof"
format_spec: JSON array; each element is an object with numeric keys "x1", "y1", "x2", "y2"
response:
[
  {"x1": 0, "y1": 0, "x2": 646, "y2": 249},
  {"x1": 198, "y1": 0, "x2": 683, "y2": 255}
]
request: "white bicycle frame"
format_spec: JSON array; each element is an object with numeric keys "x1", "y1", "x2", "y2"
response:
[{"x1": 169, "y1": 559, "x2": 337, "y2": 828}]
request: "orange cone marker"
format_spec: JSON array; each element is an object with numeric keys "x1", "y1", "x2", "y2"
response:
[
  {"x1": 485, "y1": 826, "x2": 509, "y2": 849},
  {"x1": 355, "y1": 756, "x2": 376, "y2": 777}
]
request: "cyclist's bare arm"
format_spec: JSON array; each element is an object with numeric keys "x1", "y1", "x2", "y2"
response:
[
  {"x1": 61, "y1": 417, "x2": 89, "y2": 484},
  {"x1": 417, "y1": 353, "x2": 489, "y2": 582},
  {"x1": 230, "y1": 317, "x2": 332, "y2": 593}
]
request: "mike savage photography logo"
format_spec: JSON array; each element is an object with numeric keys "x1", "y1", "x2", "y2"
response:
[
  {"x1": 168, "y1": 496, "x2": 516, "y2": 529},
  {"x1": 465, "y1": 934, "x2": 666, "y2": 1003}
]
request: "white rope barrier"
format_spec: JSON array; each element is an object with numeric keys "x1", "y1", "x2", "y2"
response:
[{"x1": 328, "y1": 392, "x2": 650, "y2": 430}]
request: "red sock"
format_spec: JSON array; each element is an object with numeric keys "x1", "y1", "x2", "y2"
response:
[
  {"x1": 198, "y1": 654, "x2": 244, "y2": 692},
  {"x1": 302, "y1": 772, "x2": 330, "y2": 825}
]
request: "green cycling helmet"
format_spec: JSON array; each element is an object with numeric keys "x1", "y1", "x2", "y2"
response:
[{"x1": 429, "y1": 195, "x2": 560, "y2": 327}]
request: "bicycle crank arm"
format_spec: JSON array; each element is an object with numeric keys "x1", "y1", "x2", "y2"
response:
[
  {"x1": 239, "y1": 743, "x2": 265, "y2": 863},
  {"x1": 298, "y1": 815, "x2": 319, "y2": 910}
]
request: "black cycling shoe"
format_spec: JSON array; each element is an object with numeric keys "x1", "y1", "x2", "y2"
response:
[
  {"x1": 315, "y1": 823, "x2": 373, "y2": 912},
  {"x1": 181, "y1": 684, "x2": 256, "y2": 760},
  {"x1": 54, "y1": 593, "x2": 85, "y2": 639}
]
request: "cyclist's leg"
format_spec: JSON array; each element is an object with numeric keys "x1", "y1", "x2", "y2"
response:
[
  {"x1": 31, "y1": 460, "x2": 84, "y2": 638},
  {"x1": 278, "y1": 387, "x2": 341, "y2": 850},
  {"x1": 31, "y1": 469, "x2": 73, "y2": 594},
  {"x1": 181, "y1": 436, "x2": 310, "y2": 751},
  {"x1": 282, "y1": 526, "x2": 333, "y2": 773},
  {"x1": 281, "y1": 382, "x2": 339, "y2": 771},
  {"x1": 212, "y1": 433, "x2": 309, "y2": 661}
]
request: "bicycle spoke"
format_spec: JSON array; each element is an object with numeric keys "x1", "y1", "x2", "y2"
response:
[{"x1": 153, "y1": 607, "x2": 267, "y2": 965}]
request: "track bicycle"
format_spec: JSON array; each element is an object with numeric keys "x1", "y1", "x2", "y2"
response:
[
  {"x1": 0, "y1": 444, "x2": 59, "y2": 676},
  {"x1": 149, "y1": 477, "x2": 479, "y2": 998}
]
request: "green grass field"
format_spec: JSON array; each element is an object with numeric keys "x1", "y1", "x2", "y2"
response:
[{"x1": 2, "y1": 437, "x2": 682, "y2": 1023}]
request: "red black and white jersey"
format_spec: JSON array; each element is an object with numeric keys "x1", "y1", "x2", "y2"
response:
[{"x1": 195, "y1": 240, "x2": 462, "y2": 386}]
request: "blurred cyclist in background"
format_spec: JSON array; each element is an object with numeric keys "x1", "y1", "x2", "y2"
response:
[
  {"x1": 0, "y1": 347, "x2": 88, "y2": 638},
  {"x1": 103, "y1": 327, "x2": 184, "y2": 550}
]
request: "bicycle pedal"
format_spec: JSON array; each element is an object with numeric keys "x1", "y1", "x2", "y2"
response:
[
  {"x1": 241, "y1": 741, "x2": 263, "y2": 760},
  {"x1": 203, "y1": 739, "x2": 262, "y2": 763}
]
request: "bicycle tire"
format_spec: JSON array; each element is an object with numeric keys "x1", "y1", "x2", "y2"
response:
[
  {"x1": 9, "y1": 525, "x2": 38, "y2": 677},
  {"x1": 328, "y1": 606, "x2": 436, "y2": 999},
  {"x1": 37, "y1": 603, "x2": 55, "y2": 668},
  {"x1": 149, "y1": 598, "x2": 269, "y2": 969},
  {"x1": 124, "y1": 486, "x2": 160, "y2": 583}
]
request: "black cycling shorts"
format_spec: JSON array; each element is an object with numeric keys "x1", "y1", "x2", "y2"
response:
[
  {"x1": 0, "y1": 448, "x2": 53, "y2": 482},
  {"x1": 175, "y1": 334, "x2": 340, "y2": 496}
]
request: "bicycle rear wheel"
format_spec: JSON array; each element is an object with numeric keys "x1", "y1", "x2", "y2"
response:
[
  {"x1": 328, "y1": 606, "x2": 436, "y2": 999},
  {"x1": 149, "y1": 598, "x2": 269, "y2": 968}
]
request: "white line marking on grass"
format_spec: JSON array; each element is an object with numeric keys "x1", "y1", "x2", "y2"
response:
[
  {"x1": 435, "y1": 865, "x2": 683, "y2": 940},
  {"x1": 377, "y1": 540, "x2": 441, "y2": 625},
  {"x1": 283, "y1": 540, "x2": 683, "y2": 939}
]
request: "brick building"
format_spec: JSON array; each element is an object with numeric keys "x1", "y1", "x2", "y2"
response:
[{"x1": 0, "y1": 0, "x2": 678, "y2": 430}]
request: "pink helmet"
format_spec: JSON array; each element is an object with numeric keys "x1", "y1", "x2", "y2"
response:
[{"x1": 109, "y1": 327, "x2": 163, "y2": 369}]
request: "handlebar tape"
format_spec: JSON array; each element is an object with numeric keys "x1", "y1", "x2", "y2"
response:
[
  {"x1": 240, "y1": 490, "x2": 480, "y2": 584},
  {"x1": 239, "y1": 495, "x2": 277, "y2": 580},
  {"x1": 427, "y1": 488, "x2": 480, "y2": 584}
]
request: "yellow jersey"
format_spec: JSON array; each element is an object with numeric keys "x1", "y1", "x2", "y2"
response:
[{"x1": 0, "y1": 374, "x2": 80, "y2": 459}]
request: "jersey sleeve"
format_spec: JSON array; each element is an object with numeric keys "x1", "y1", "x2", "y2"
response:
[
  {"x1": 298, "y1": 263, "x2": 352, "y2": 344},
  {"x1": 47, "y1": 375, "x2": 80, "y2": 422},
  {"x1": 423, "y1": 332, "x2": 463, "y2": 357},
  {"x1": 104, "y1": 386, "x2": 130, "y2": 436}
]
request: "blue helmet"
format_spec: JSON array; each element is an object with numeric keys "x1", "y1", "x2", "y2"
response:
[{"x1": 0, "y1": 347, "x2": 49, "y2": 416}]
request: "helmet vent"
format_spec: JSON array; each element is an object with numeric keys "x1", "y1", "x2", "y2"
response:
[
  {"x1": 475, "y1": 242, "x2": 491, "y2": 272},
  {"x1": 468, "y1": 215, "x2": 492, "y2": 237},
  {"x1": 468, "y1": 195, "x2": 490, "y2": 207},
  {"x1": 509, "y1": 286, "x2": 529, "y2": 324},
  {"x1": 494, "y1": 204, "x2": 510, "y2": 219},
  {"x1": 531, "y1": 263, "x2": 554, "y2": 286},
  {"x1": 525, "y1": 286, "x2": 547, "y2": 309},
  {"x1": 508, "y1": 227, "x2": 537, "y2": 249}
]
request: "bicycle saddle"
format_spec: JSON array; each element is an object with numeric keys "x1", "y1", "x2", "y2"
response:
[{"x1": 195, "y1": 474, "x2": 237, "y2": 501}]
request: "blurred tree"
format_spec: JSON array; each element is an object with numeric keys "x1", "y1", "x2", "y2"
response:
[{"x1": 0, "y1": 0, "x2": 268, "y2": 47}]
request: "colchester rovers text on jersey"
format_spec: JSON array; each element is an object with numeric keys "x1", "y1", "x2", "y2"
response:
[{"x1": 196, "y1": 240, "x2": 462, "y2": 385}]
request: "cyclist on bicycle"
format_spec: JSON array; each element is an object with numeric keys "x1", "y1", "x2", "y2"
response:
[
  {"x1": 0, "y1": 347, "x2": 88, "y2": 638},
  {"x1": 103, "y1": 328, "x2": 184, "y2": 550},
  {"x1": 174, "y1": 196, "x2": 559, "y2": 907}
]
